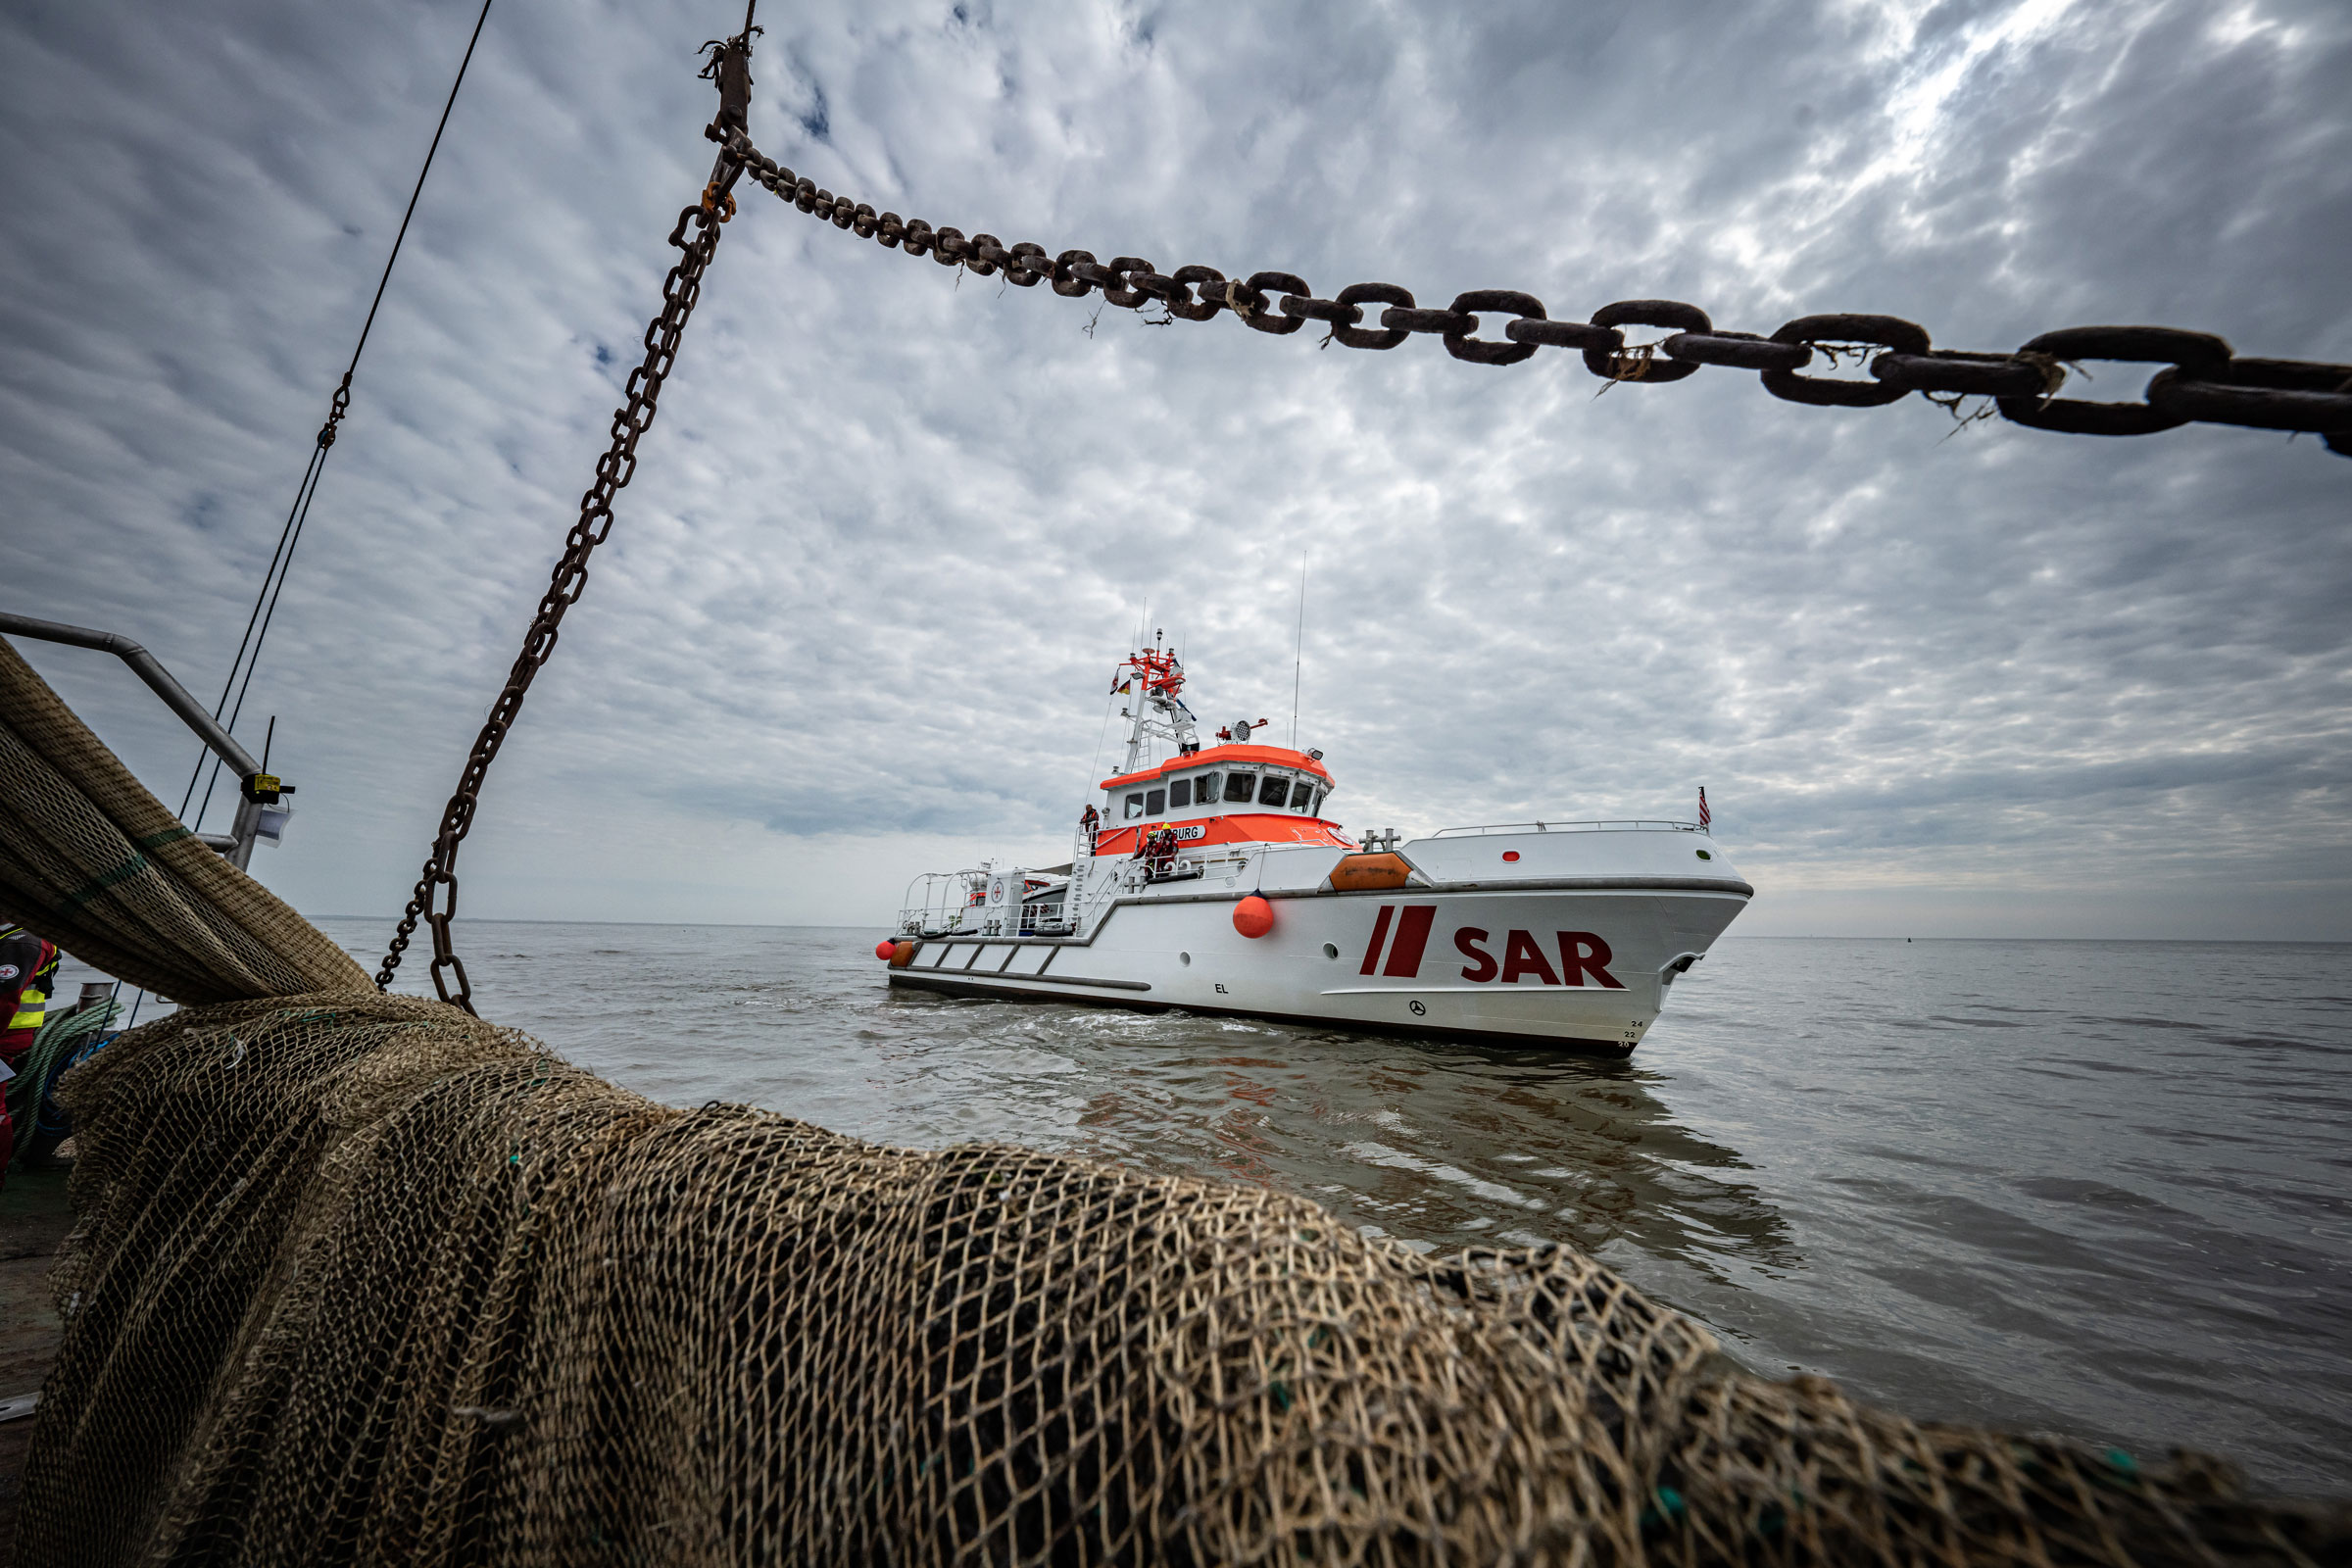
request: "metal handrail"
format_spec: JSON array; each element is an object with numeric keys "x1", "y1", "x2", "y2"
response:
[
  {"x1": 0, "y1": 612, "x2": 261, "y2": 776},
  {"x1": 0, "y1": 610, "x2": 276, "y2": 867},
  {"x1": 897, "y1": 906, "x2": 1077, "y2": 935},
  {"x1": 1429, "y1": 819, "x2": 1707, "y2": 837}
]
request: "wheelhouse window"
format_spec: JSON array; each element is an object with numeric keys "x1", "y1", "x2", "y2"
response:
[
  {"x1": 1145, "y1": 788, "x2": 1166, "y2": 814},
  {"x1": 1169, "y1": 778, "x2": 1192, "y2": 808},
  {"x1": 1223, "y1": 772, "x2": 1256, "y2": 804},
  {"x1": 1289, "y1": 778, "x2": 1315, "y2": 810},
  {"x1": 1123, "y1": 792, "x2": 1146, "y2": 820},
  {"x1": 1311, "y1": 786, "x2": 1328, "y2": 816},
  {"x1": 1257, "y1": 772, "x2": 1291, "y2": 807},
  {"x1": 1195, "y1": 772, "x2": 1218, "y2": 805}
]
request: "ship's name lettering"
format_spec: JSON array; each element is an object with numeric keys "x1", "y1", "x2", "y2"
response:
[
  {"x1": 1357, "y1": 905, "x2": 1625, "y2": 988},
  {"x1": 1452, "y1": 927, "x2": 1625, "y2": 989}
]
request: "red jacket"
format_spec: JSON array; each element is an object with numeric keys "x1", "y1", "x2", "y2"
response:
[{"x1": 0, "y1": 925, "x2": 59, "y2": 1060}]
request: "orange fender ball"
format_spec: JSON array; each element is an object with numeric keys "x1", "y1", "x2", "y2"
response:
[
  {"x1": 1232, "y1": 895, "x2": 1275, "y2": 938},
  {"x1": 874, "y1": 940, "x2": 899, "y2": 961}
]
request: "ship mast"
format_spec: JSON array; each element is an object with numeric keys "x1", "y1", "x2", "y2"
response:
[{"x1": 1116, "y1": 631, "x2": 1200, "y2": 775}]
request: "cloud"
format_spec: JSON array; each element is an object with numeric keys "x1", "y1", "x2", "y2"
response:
[{"x1": 2, "y1": 0, "x2": 2347, "y2": 941}]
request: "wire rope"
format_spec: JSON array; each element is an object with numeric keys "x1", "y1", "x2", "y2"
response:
[
  {"x1": 179, "y1": 0, "x2": 497, "y2": 834},
  {"x1": 123, "y1": 0, "x2": 497, "y2": 1035}
]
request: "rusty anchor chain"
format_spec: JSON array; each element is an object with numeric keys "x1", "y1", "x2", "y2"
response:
[
  {"x1": 384, "y1": 28, "x2": 2332, "y2": 1009},
  {"x1": 713, "y1": 124, "x2": 2352, "y2": 458},
  {"x1": 377, "y1": 40, "x2": 753, "y2": 1009}
]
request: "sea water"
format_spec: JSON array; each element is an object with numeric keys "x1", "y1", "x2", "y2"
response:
[{"x1": 80, "y1": 927, "x2": 2352, "y2": 1492}]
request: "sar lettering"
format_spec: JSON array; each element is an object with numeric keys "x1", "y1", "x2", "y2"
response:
[
  {"x1": 1450, "y1": 928, "x2": 1626, "y2": 988},
  {"x1": 1454, "y1": 927, "x2": 1496, "y2": 983},
  {"x1": 1499, "y1": 930, "x2": 1560, "y2": 986},
  {"x1": 1557, "y1": 931, "x2": 1625, "y2": 989}
]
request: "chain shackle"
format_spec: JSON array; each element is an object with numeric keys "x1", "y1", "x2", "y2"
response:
[{"x1": 317, "y1": 371, "x2": 355, "y2": 448}]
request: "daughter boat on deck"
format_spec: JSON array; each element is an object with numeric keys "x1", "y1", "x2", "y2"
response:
[{"x1": 876, "y1": 641, "x2": 1750, "y2": 1054}]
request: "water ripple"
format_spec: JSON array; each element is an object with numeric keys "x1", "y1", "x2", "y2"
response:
[{"x1": 296, "y1": 922, "x2": 2349, "y2": 1493}]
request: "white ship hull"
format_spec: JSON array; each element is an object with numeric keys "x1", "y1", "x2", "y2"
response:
[{"x1": 889, "y1": 827, "x2": 1749, "y2": 1054}]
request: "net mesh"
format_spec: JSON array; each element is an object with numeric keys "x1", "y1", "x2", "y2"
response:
[
  {"x1": 5, "y1": 636, "x2": 2344, "y2": 1566},
  {"x1": 0, "y1": 635, "x2": 369, "y2": 1004},
  {"x1": 18, "y1": 992, "x2": 2344, "y2": 1566}
]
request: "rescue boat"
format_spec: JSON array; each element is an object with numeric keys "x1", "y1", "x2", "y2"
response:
[{"x1": 878, "y1": 641, "x2": 1751, "y2": 1054}]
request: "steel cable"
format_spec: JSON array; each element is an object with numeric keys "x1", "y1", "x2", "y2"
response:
[{"x1": 178, "y1": 0, "x2": 499, "y2": 836}]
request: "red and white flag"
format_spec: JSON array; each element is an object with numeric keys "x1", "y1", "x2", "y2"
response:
[{"x1": 1698, "y1": 787, "x2": 1711, "y2": 829}]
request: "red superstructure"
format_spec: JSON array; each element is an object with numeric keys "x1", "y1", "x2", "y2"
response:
[
  {"x1": 1098, "y1": 743, "x2": 1334, "y2": 793},
  {"x1": 1094, "y1": 743, "x2": 1346, "y2": 856}
]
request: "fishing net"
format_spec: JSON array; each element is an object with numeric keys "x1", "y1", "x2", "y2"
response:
[
  {"x1": 16, "y1": 990, "x2": 2342, "y2": 1567},
  {"x1": 0, "y1": 635, "x2": 369, "y2": 1004},
  {"x1": 4, "y1": 630, "x2": 2343, "y2": 1565}
]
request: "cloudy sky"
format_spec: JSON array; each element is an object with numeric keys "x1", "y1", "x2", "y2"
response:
[{"x1": 3, "y1": 0, "x2": 2347, "y2": 943}]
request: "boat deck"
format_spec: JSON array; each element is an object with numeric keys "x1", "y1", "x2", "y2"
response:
[{"x1": 0, "y1": 1164, "x2": 73, "y2": 1562}]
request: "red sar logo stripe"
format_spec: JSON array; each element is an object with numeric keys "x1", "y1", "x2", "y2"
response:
[
  {"x1": 1359, "y1": 906, "x2": 1395, "y2": 974},
  {"x1": 1381, "y1": 906, "x2": 1436, "y2": 977}
]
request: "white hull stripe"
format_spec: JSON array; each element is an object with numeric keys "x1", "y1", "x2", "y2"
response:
[{"x1": 958, "y1": 973, "x2": 1152, "y2": 992}]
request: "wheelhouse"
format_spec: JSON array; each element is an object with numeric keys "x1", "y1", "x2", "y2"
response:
[
  {"x1": 1102, "y1": 745, "x2": 1332, "y2": 821},
  {"x1": 1092, "y1": 742, "x2": 1347, "y2": 857}
]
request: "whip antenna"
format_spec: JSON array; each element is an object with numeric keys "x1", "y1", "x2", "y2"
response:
[{"x1": 1290, "y1": 555, "x2": 1306, "y2": 749}]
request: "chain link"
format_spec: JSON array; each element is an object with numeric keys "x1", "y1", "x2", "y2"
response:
[
  {"x1": 377, "y1": 79, "x2": 2344, "y2": 1005},
  {"x1": 376, "y1": 153, "x2": 746, "y2": 1010},
  {"x1": 718, "y1": 126, "x2": 2352, "y2": 457}
]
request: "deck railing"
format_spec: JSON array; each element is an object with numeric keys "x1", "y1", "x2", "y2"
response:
[{"x1": 897, "y1": 902, "x2": 1077, "y2": 938}]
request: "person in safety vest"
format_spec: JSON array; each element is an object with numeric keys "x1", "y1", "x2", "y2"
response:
[
  {"x1": 1136, "y1": 825, "x2": 1177, "y2": 879},
  {"x1": 0, "y1": 923, "x2": 62, "y2": 1177}
]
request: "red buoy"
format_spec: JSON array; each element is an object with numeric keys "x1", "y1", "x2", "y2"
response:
[
  {"x1": 1232, "y1": 895, "x2": 1275, "y2": 938},
  {"x1": 874, "y1": 940, "x2": 898, "y2": 961}
]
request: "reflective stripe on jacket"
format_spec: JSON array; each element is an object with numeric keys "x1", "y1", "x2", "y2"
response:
[{"x1": 0, "y1": 926, "x2": 58, "y2": 1033}]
